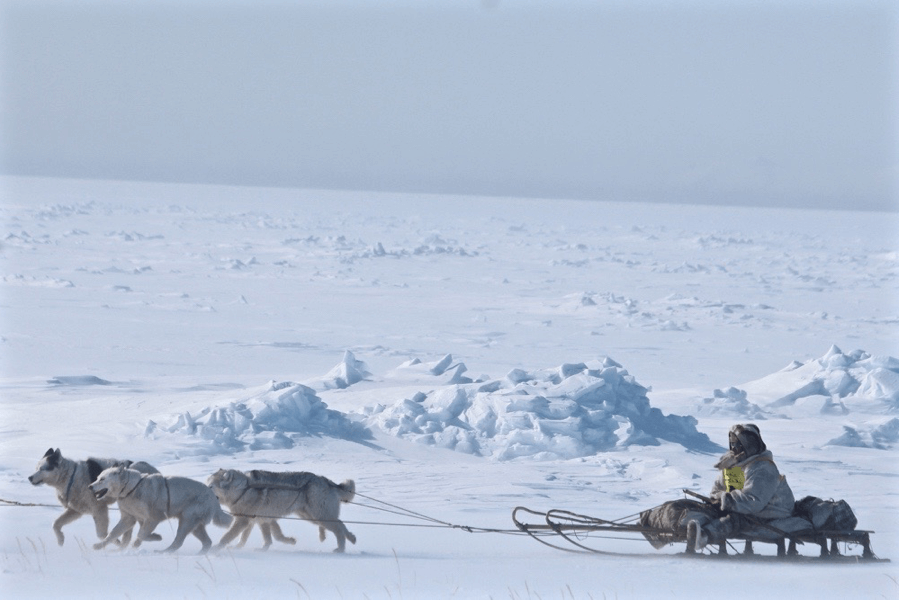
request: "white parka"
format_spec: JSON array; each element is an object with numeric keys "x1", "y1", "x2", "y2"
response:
[{"x1": 710, "y1": 450, "x2": 795, "y2": 520}]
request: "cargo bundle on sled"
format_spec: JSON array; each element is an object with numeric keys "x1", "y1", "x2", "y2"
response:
[{"x1": 512, "y1": 489, "x2": 887, "y2": 562}]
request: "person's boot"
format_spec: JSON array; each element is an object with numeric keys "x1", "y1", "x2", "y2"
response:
[{"x1": 687, "y1": 520, "x2": 708, "y2": 553}]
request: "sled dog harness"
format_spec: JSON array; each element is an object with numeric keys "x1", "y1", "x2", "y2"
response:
[
  {"x1": 118, "y1": 473, "x2": 170, "y2": 517},
  {"x1": 62, "y1": 466, "x2": 78, "y2": 507}
]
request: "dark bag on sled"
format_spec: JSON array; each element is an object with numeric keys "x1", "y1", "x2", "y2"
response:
[
  {"x1": 793, "y1": 496, "x2": 858, "y2": 531},
  {"x1": 639, "y1": 499, "x2": 722, "y2": 549}
]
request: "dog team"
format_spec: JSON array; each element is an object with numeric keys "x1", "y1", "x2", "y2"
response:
[{"x1": 27, "y1": 448, "x2": 356, "y2": 554}]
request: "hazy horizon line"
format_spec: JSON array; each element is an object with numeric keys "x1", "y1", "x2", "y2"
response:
[{"x1": 4, "y1": 173, "x2": 895, "y2": 214}]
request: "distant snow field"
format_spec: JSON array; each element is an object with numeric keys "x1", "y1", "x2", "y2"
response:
[{"x1": 1, "y1": 178, "x2": 897, "y2": 599}]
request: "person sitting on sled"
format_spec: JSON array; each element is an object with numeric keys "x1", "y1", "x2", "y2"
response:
[{"x1": 688, "y1": 423, "x2": 795, "y2": 551}]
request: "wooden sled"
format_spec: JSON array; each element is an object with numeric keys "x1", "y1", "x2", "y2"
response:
[{"x1": 512, "y1": 491, "x2": 888, "y2": 562}]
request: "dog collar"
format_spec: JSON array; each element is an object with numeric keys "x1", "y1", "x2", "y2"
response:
[{"x1": 120, "y1": 473, "x2": 144, "y2": 499}]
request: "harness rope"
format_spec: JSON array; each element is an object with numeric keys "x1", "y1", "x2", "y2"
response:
[
  {"x1": 1, "y1": 488, "x2": 529, "y2": 536},
  {"x1": 0, "y1": 498, "x2": 57, "y2": 508}
]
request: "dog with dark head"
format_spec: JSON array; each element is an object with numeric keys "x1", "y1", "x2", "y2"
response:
[{"x1": 28, "y1": 448, "x2": 158, "y2": 546}]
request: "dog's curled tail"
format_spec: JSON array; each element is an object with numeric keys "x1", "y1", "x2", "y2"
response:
[
  {"x1": 213, "y1": 507, "x2": 233, "y2": 527},
  {"x1": 337, "y1": 479, "x2": 356, "y2": 503}
]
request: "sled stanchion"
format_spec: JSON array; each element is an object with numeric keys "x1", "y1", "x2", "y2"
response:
[{"x1": 862, "y1": 532, "x2": 874, "y2": 559}]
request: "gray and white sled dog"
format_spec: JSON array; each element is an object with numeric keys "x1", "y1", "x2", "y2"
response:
[
  {"x1": 90, "y1": 465, "x2": 232, "y2": 554},
  {"x1": 207, "y1": 468, "x2": 357, "y2": 552},
  {"x1": 27, "y1": 448, "x2": 159, "y2": 546}
]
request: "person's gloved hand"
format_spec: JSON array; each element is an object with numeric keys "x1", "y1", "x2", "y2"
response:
[{"x1": 721, "y1": 492, "x2": 737, "y2": 512}]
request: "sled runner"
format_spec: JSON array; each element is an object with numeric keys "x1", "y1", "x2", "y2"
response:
[{"x1": 512, "y1": 489, "x2": 888, "y2": 562}]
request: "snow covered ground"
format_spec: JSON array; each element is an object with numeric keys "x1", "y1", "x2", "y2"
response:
[{"x1": 1, "y1": 177, "x2": 897, "y2": 599}]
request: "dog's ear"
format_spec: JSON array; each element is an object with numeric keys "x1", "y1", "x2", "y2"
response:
[
  {"x1": 46, "y1": 449, "x2": 62, "y2": 468},
  {"x1": 43, "y1": 448, "x2": 55, "y2": 458},
  {"x1": 86, "y1": 459, "x2": 103, "y2": 483}
]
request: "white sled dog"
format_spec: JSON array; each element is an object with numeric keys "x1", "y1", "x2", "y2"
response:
[
  {"x1": 207, "y1": 468, "x2": 357, "y2": 552},
  {"x1": 28, "y1": 448, "x2": 159, "y2": 546},
  {"x1": 90, "y1": 465, "x2": 232, "y2": 554}
]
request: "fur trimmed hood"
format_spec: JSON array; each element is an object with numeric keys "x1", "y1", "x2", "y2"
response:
[{"x1": 714, "y1": 423, "x2": 768, "y2": 469}]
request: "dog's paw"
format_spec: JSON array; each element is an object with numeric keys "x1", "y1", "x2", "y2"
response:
[
  {"x1": 347, "y1": 532, "x2": 357, "y2": 545},
  {"x1": 93, "y1": 541, "x2": 105, "y2": 550},
  {"x1": 284, "y1": 537, "x2": 297, "y2": 545},
  {"x1": 55, "y1": 532, "x2": 65, "y2": 546}
]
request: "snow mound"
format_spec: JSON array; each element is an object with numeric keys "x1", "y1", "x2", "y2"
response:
[
  {"x1": 695, "y1": 387, "x2": 768, "y2": 419},
  {"x1": 47, "y1": 375, "x2": 113, "y2": 386},
  {"x1": 147, "y1": 381, "x2": 372, "y2": 453},
  {"x1": 387, "y1": 354, "x2": 475, "y2": 385},
  {"x1": 304, "y1": 350, "x2": 373, "y2": 390},
  {"x1": 365, "y1": 357, "x2": 721, "y2": 460},
  {"x1": 825, "y1": 418, "x2": 899, "y2": 449},
  {"x1": 741, "y1": 345, "x2": 899, "y2": 415}
]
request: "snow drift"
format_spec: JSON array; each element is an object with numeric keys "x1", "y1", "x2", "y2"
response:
[
  {"x1": 740, "y1": 345, "x2": 899, "y2": 415},
  {"x1": 146, "y1": 345, "x2": 899, "y2": 458},
  {"x1": 146, "y1": 380, "x2": 372, "y2": 453},
  {"x1": 694, "y1": 387, "x2": 768, "y2": 419},
  {"x1": 826, "y1": 418, "x2": 899, "y2": 449},
  {"x1": 365, "y1": 356, "x2": 721, "y2": 460},
  {"x1": 148, "y1": 353, "x2": 720, "y2": 459}
]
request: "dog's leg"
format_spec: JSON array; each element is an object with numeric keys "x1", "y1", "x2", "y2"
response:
[
  {"x1": 132, "y1": 518, "x2": 163, "y2": 548},
  {"x1": 233, "y1": 521, "x2": 253, "y2": 549},
  {"x1": 94, "y1": 513, "x2": 137, "y2": 550},
  {"x1": 121, "y1": 527, "x2": 161, "y2": 548},
  {"x1": 257, "y1": 521, "x2": 273, "y2": 551},
  {"x1": 192, "y1": 524, "x2": 213, "y2": 554},
  {"x1": 115, "y1": 527, "x2": 132, "y2": 549},
  {"x1": 115, "y1": 526, "x2": 161, "y2": 548},
  {"x1": 320, "y1": 520, "x2": 355, "y2": 553},
  {"x1": 161, "y1": 517, "x2": 195, "y2": 553},
  {"x1": 53, "y1": 508, "x2": 82, "y2": 546},
  {"x1": 214, "y1": 516, "x2": 250, "y2": 550},
  {"x1": 92, "y1": 507, "x2": 110, "y2": 540},
  {"x1": 270, "y1": 520, "x2": 296, "y2": 545}
]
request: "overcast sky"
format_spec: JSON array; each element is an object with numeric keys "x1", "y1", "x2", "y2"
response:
[{"x1": 1, "y1": 0, "x2": 896, "y2": 210}]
